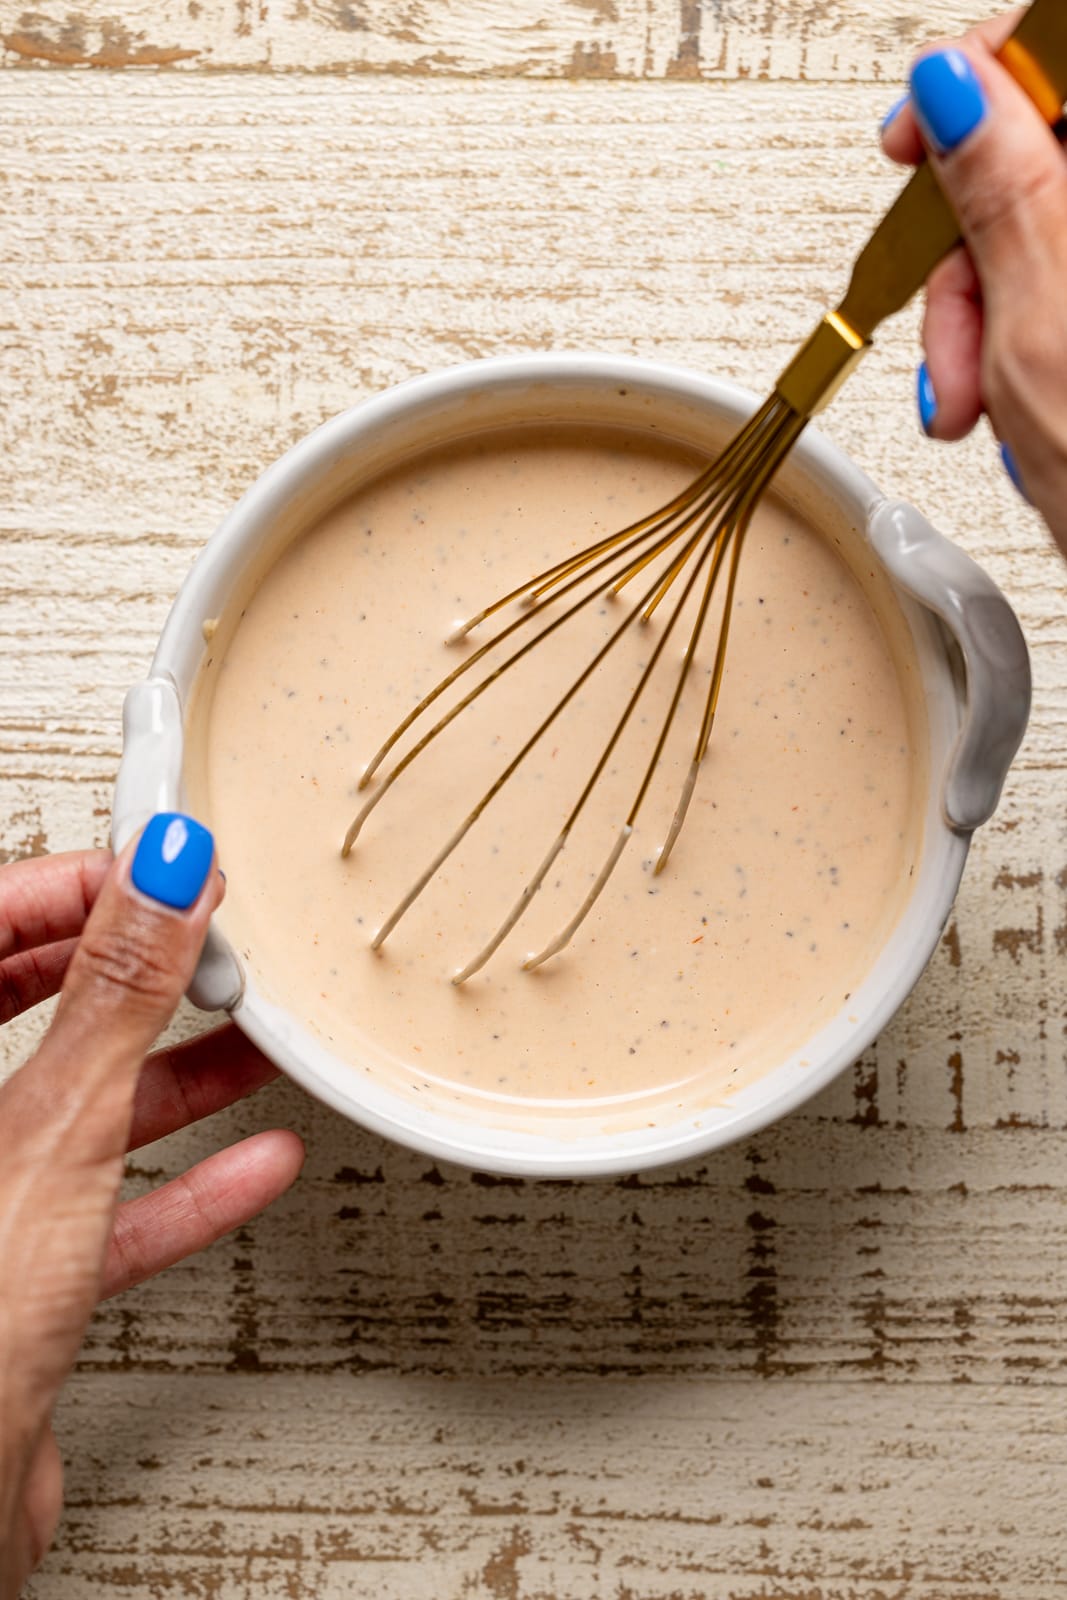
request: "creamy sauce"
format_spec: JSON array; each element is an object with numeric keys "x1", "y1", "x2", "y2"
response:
[{"x1": 186, "y1": 427, "x2": 924, "y2": 1127}]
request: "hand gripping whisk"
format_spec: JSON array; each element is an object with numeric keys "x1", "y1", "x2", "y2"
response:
[{"x1": 343, "y1": 0, "x2": 1066, "y2": 984}]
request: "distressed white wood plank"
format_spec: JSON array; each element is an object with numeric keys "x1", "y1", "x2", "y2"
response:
[
  {"x1": 0, "y1": 0, "x2": 993, "y2": 82},
  {"x1": 58, "y1": 1090, "x2": 1067, "y2": 1385},
  {"x1": 6, "y1": 64, "x2": 1067, "y2": 1600},
  {"x1": 4, "y1": 77, "x2": 1067, "y2": 1389},
  {"x1": 28, "y1": 1374, "x2": 1067, "y2": 1598}
]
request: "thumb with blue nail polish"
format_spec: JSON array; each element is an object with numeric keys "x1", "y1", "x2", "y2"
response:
[
  {"x1": 53, "y1": 811, "x2": 223, "y2": 1045},
  {"x1": 0, "y1": 813, "x2": 306, "y2": 1593},
  {"x1": 910, "y1": 48, "x2": 987, "y2": 155},
  {"x1": 131, "y1": 813, "x2": 217, "y2": 911}
]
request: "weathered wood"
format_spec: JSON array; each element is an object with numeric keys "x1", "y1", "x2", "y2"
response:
[
  {"x1": 74, "y1": 1089, "x2": 1067, "y2": 1385},
  {"x1": 0, "y1": 0, "x2": 987, "y2": 82},
  {"x1": 31, "y1": 1374, "x2": 1067, "y2": 1598},
  {"x1": 5, "y1": 60, "x2": 1067, "y2": 1600}
]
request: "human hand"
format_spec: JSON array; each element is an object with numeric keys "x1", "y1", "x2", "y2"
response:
[
  {"x1": 881, "y1": 11, "x2": 1067, "y2": 555},
  {"x1": 0, "y1": 822, "x2": 304, "y2": 1596}
]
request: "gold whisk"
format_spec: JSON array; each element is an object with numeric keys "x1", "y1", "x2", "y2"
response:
[{"x1": 344, "y1": 0, "x2": 1067, "y2": 985}]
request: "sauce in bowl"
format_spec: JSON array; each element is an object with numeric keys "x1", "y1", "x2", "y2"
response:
[{"x1": 185, "y1": 424, "x2": 924, "y2": 1129}]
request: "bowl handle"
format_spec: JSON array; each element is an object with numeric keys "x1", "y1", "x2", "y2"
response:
[
  {"x1": 867, "y1": 499, "x2": 1031, "y2": 833},
  {"x1": 112, "y1": 676, "x2": 245, "y2": 1012}
]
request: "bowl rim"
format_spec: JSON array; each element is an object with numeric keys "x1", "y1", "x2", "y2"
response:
[{"x1": 128, "y1": 352, "x2": 979, "y2": 1177}]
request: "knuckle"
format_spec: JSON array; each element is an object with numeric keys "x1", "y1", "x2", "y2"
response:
[
  {"x1": 0, "y1": 964, "x2": 22, "y2": 1026},
  {"x1": 985, "y1": 307, "x2": 1062, "y2": 414},
  {"x1": 983, "y1": 349, "x2": 1016, "y2": 421},
  {"x1": 76, "y1": 919, "x2": 180, "y2": 1010},
  {"x1": 956, "y1": 157, "x2": 1063, "y2": 249},
  {"x1": 105, "y1": 1209, "x2": 142, "y2": 1296}
]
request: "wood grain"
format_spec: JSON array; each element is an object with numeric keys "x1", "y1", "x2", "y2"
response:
[
  {"x1": 32, "y1": 1374, "x2": 1067, "y2": 1598},
  {"x1": 5, "y1": 52, "x2": 1067, "y2": 1600},
  {"x1": 0, "y1": 0, "x2": 987, "y2": 82}
]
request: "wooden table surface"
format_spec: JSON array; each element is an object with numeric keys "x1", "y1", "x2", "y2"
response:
[{"x1": 5, "y1": 4, "x2": 1067, "y2": 1596}]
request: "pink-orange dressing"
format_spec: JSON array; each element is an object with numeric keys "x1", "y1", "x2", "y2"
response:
[{"x1": 186, "y1": 427, "x2": 923, "y2": 1127}]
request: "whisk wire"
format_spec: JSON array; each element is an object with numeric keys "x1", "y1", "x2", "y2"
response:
[
  {"x1": 369, "y1": 520, "x2": 713, "y2": 956},
  {"x1": 349, "y1": 396, "x2": 807, "y2": 976},
  {"x1": 490, "y1": 397, "x2": 779, "y2": 618},
  {"x1": 446, "y1": 450, "x2": 716, "y2": 641},
  {"x1": 348, "y1": 399, "x2": 788, "y2": 847},
  {"x1": 450, "y1": 405, "x2": 805, "y2": 981},
  {"x1": 457, "y1": 513, "x2": 729, "y2": 984},
  {"x1": 356, "y1": 451, "x2": 737, "y2": 800},
  {"x1": 517, "y1": 418, "x2": 802, "y2": 973},
  {"x1": 346, "y1": 497, "x2": 708, "y2": 851},
  {"x1": 515, "y1": 517, "x2": 734, "y2": 977},
  {"x1": 493, "y1": 407, "x2": 806, "y2": 974},
  {"x1": 655, "y1": 408, "x2": 808, "y2": 875},
  {"x1": 344, "y1": 0, "x2": 1067, "y2": 978}
]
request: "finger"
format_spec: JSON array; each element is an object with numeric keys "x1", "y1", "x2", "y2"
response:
[
  {"x1": 886, "y1": 82, "x2": 1067, "y2": 168},
  {"x1": 0, "y1": 849, "x2": 110, "y2": 963},
  {"x1": 918, "y1": 245, "x2": 985, "y2": 442},
  {"x1": 129, "y1": 1023, "x2": 280, "y2": 1151},
  {"x1": 0, "y1": 815, "x2": 225, "y2": 1490},
  {"x1": 880, "y1": 11, "x2": 1024, "y2": 166},
  {"x1": 21, "y1": 1424, "x2": 63, "y2": 1580},
  {"x1": 3, "y1": 1422, "x2": 63, "y2": 1598},
  {"x1": 102, "y1": 1128, "x2": 305, "y2": 1298},
  {"x1": 909, "y1": 41, "x2": 1067, "y2": 301},
  {"x1": 0, "y1": 937, "x2": 78, "y2": 1025},
  {"x1": 13, "y1": 814, "x2": 223, "y2": 1172},
  {"x1": 881, "y1": 96, "x2": 924, "y2": 167}
]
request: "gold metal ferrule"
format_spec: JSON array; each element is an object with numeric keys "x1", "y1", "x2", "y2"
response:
[{"x1": 774, "y1": 311, "x2": 869, "y2": 419}]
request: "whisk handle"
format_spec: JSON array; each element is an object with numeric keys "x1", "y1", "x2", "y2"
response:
[
  {"x1": 777, "y1": 0, "x2": 1067, "y2": 418},
  {"x1": 839, "y1": 0, "x2": 1067, "y2": 342}
]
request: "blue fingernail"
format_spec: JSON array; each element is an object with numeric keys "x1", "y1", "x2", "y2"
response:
[
  {"x1": 910, "y1": 49, "x2": 988, "y2": 155},
  {"x1": 132, "y1": 813, "x2": 215, "y2": 910},
  {"x1": 917, "y1": 361, "x2": 938, "y2": 436},
  {"x1": 1000, "y1": 442, "x2": 1031, "y2": 503},
  {"x1": 881, "y1": 94, "x2": 909, "y2": 134}
]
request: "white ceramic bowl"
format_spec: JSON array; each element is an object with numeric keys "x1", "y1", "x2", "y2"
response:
[{"x1": 112, "y1": 355, "x2": 1030, "y2": 1177}]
